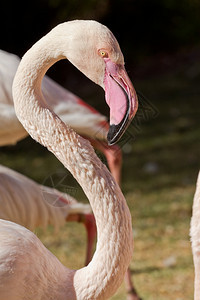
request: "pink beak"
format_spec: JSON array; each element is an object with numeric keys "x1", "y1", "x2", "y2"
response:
[{"x1": 104, "y1": 58, "x2": 138, "y2": 145}]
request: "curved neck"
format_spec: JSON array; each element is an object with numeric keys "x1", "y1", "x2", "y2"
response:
[{"x1": 13, "y1": 25, "x2": 133, "y2": 299}]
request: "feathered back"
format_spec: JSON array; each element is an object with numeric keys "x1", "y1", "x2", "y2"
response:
[
  {"x1": 0, "y1": 165, "x2": 91, "y2": 232},
  {"x1": 0, "y1": 219, "x2": 76, "y2": 300}
]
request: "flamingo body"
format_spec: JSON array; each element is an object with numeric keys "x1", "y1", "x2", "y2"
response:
[
  {"x1": 0, "y1": 165, "x2": 90, "y2": 231},
  {"x1": 0, "y1": 219, "x2": 75, "y2": 300}
]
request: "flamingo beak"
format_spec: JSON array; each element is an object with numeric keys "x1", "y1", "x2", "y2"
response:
[{"x1": 104, "y1": 59, "x2": 138, "y2": 145}]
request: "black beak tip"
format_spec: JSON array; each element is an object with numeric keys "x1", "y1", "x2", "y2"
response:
[
  {"x1": 107, "y1": 124, "x2": 122, "y2": 146},
  {"x1": 107, "y1": 112, "x2": 133, "y2": 146},
  {"x1": 107, "y1": 125, "x2": 116, "y2": 146}
]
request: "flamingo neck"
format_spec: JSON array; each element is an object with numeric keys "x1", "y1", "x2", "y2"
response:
[{"x1": 13, "y1": 23, "x2": 133, "y2": 300}]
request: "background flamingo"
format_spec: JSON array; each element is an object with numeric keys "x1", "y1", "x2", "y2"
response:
[
  {"x1": 0, "y1": 49, "x2": 140, "y2": 299},
  {"x1": 0, "y1": 19, "x2": 135, "y2": 299},
  {"x1": 0, "y1": 164, "x2": 96, "y2": 266},
  {"x1": 190, "y1": 171, "x2": 200, "y2": 300}
]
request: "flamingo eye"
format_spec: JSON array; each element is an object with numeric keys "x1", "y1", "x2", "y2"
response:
[{"x1": 99, "y1": 50, "x2": 108, "y2": 58}]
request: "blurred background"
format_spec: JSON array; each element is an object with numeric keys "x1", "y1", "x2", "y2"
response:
[{"x1": 1, "y1": 0, "x2": 200, "y2": 299}]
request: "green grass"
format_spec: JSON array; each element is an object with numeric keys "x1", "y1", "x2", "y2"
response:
[{"x1": 0, "y1": 64, "x2": 199, "y2": 299}]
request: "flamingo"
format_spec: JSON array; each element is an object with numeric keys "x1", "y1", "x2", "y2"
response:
[
  {"x1": 190, "y1": 171, "x2": 200, "y2": 300},
  {"x1": 0, "y1": 164, "x2": 96, "y2": 266},
  {"x1": 0, "y1": 49, "x2": 140, "y2": 298},
  {"x1": 0, "y1": 19, "x2": 137, "y2": 299}
]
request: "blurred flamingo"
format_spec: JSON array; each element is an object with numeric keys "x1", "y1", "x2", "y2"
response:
[{"x1": 0, "y1": 164, "x2": 96, "y2": 265}]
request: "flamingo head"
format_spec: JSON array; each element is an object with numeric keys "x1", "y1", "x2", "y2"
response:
[{"x1": 59, "y1": 20, "x2": 138, "y2": 145}]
